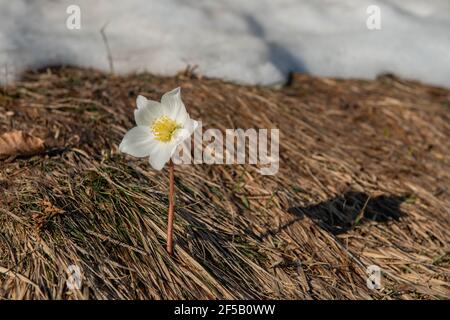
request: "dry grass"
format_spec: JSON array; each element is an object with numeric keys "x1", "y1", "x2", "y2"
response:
[{"x1": 0, "y1": 67, "x2": 449, "y2": 299}]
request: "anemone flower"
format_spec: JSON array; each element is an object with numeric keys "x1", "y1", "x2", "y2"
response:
[{"x1": 119, "y1": 87, "x2": 198, "y2": 255}]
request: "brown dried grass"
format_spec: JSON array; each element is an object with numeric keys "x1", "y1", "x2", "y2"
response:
[{"x1": 0, "y1": 67, "x2": 449, "y2": 299}]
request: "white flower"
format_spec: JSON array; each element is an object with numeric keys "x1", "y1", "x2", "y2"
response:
[{"x1": 119, "y1": 87, "x2": 198, "y2": 170}]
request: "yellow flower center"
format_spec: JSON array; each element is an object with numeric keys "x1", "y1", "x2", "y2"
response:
[{"x1": 151, "y1": 116, "x2": 181, "y2": 142}]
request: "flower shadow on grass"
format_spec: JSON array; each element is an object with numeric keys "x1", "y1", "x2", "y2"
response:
[{"x1": 268, "y1": 191, "x2": 408, "y2": 237}]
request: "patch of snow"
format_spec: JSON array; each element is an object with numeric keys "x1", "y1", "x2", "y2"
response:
[{"x1": 0, "y1": 0, "x2": 449, "y2": 87}]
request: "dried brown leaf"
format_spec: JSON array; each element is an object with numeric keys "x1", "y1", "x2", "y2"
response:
[{"x1": 0, "y1": 130, "x2": 45, "y2": 158}]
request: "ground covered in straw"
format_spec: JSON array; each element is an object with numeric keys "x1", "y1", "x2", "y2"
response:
[{"x1": 0, "y1": 67, "x2": 449, "y2": 299}]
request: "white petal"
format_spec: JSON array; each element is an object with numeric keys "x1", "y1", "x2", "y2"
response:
[
  {"x1": 161, "y1": 87, "x2": 188, "y2": 124},
  {"x1": 148, "y1": 142, "x2": 178, "y2": 170},
  {"x1": 119, "y1": 126, "x2": 156, "y2": 157},
  {"x1": 173, "y1": 118, "x2": 198, "y2": 144},
  {"x1": 134, "y1": 100, "x2": 164, "y2": 126},
  {"x1": 136, "y1": 95, "x2": 147, "y2": 109}
]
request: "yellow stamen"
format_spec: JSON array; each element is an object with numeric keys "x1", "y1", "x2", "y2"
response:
[{"x1": 151, "y1": 116, "x2": 180, "y2": 142}]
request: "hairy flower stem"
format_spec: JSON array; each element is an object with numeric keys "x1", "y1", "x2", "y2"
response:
[{"x1": 167, "y1": 159, "x2": 175, "y2": 255}]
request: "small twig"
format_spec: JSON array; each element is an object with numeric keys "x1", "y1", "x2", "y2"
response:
[
  {"x1": 167, "y1": 159, "x2": 175, "y2": 255},
  {"x1": 100, "y1": 22, "x2": 115, "y2": 74},
  {"x1": 354, "y1": 195, "x2": 371, "y2": 225}
]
